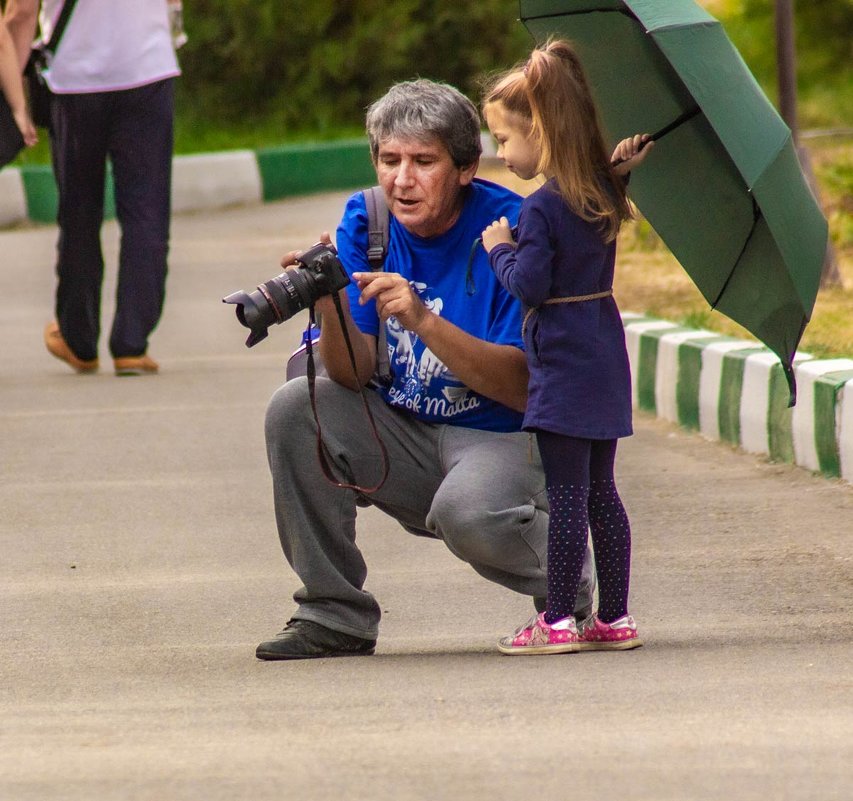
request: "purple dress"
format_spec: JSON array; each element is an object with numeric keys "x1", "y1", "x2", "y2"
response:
[{"x1": 488, "y1": 179, "x2": 632, "y2": 440}]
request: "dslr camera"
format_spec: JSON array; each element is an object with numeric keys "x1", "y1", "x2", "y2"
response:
[{"x1": 223, "y1": 242, "x2": 350, "y2": 347}]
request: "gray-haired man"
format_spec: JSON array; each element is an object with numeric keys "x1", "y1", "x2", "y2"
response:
[{"x1": 258, "y1": 80, "x2": 594, "y2": 660}]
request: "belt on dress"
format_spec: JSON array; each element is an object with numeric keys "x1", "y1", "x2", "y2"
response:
[{"x1": 521, "y1": 289, "x2": 613, "y2": 337}]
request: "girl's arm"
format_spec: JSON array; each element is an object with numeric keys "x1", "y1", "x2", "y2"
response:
[{"x1": 484, "y1": 206, "x2": 554, "y2": 308}]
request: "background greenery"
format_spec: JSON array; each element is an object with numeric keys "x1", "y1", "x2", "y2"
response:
[
  {"x1": 7, "y1": 0, "x2": 851, "y2": 354},
  {"x1": 173, "y1": 0, "x2": 851, "y2": 151},
  {"x1": 11, "y1": 0, "x2": 850, "y2": 156},
  {"x1": 172, "y1": 0, "x2": 529, "y2": 150}
]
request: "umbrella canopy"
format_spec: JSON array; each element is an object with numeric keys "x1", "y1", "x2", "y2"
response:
[{"x1": 520, "y1": 0, "x2": 828, "y2": 404}]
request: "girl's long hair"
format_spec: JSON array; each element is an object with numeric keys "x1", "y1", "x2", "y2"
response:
[{"x1": 482, "y1": 39, "x2": 632, "y2": 242}]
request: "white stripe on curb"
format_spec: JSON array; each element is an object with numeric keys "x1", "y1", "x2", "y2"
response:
[
  {"x1": 791, "y1": 359, "x2": 853, "y2": 472},
  {"x1": 739, "y1": 351, "x2": 784, "y2": 454},
  {"x1": 840, "y1": 381, "x2": 853, "y2": 483},
  {"x1": 655, "y1": 330, "x2": 722, "y2": 424},
  {"x1": 171, "y1": 151, "x2": 262, "y2": 214},
  {"x1": 0, "y1": 168, "x2": 28, "y2": 227},
  {"x1": 698, "y1": 341, "x2": 759, "y2": 442},
  {"x1": 623, "y1": 320, "x2": 679, "y2": 408},
  {"x1": 740, "y1": 351, "x2": 814, "y2": 455}
]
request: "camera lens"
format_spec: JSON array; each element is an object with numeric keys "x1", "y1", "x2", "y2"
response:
[
  {"x1": 274, "y1": 267, "x2": 323, "y2": 319},
  {"x1": 223, "y1": 243, "x2": 350, "y2": 348}
]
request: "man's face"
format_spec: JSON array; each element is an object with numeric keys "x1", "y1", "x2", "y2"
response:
[{"x1": 375, "y1": 136, "x2": 477, "y2": 239}]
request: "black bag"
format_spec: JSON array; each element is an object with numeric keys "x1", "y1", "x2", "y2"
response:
[
  {"x1": 24, "y1": 0, "x2": 80, "y2": 129},
  {"x1": 0, "y1": 93, "x2": 26, "y2": 168},
  {"x1": 286, "y1": 186, "x2": 392, "y2": 383},
  {"x1": 24, "y1": 48, "x2": 51, "y2": 129}
]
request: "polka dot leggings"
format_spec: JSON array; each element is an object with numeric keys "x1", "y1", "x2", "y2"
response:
[{"x1": 536, "y1": 432, "x2": 632, "y2": 625}]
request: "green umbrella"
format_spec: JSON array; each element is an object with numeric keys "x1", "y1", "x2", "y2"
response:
[{"x1": 520, "y1": 0, "x2": 828, "y2": 404}]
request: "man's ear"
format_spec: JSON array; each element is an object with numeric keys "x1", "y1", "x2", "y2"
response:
[{"x1": 459, "y1": 158, "x2": 479, "y2": 186}]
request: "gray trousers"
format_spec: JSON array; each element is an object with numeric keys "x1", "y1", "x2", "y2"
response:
[{"x1": 265, "y1": 377, "x2": 595, "y2": 640}]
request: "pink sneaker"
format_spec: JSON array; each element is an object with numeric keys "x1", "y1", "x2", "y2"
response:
[
  {"x1": 577, "y1": 613, "x2": 642, "y2": 651},
  {"x1": 497, "y1": 612, "x2": 579, "y2": 655}
]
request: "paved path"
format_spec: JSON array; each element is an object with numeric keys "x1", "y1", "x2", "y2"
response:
[{"x1": 1, "y1": 193, "x2": 851, "y2": 801}]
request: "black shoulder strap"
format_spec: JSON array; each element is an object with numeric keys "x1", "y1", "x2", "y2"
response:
[
  {"x1": 364, "y1": 185, "x2": 389, "y2": 272},
  {"x1": 44, "y1": 0, "x2": 80, "y2": 53},
  {"x1": 362, "y1": 186, "x2": 392, "y2": 385}
]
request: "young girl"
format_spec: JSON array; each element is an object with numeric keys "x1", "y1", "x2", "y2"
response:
[{"x1": 481, "y1": 39, "x2": 652, "y2": 654}]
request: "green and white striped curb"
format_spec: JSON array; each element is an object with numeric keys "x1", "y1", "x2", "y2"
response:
[
  {"x1": 0, "y1": 133, "x2": 500, "y2": 227},
  {"x1": 622, "y1": 315, "x2": 853, "y2": 484},
  {"x1": 0, "y1": 138, "x2": 377, "y2": 227},
  {"x1": 6, "y1": 145, "x2": 852, "y2": 485},
  {"x1": 792, "y1": 359, "x2": 853, "y2": 476},
  {"x1": 171, "y1": 150, "x2": 262, "y2": 214}
]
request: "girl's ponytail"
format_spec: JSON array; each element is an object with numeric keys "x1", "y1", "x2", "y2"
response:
[{"x1": 494, "y1": 39, "x2": 632, "y2": 242}]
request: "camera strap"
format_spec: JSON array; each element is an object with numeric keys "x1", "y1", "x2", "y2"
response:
[{"x1": 305, "y1": 296, "x2": 390, "y2": 495}]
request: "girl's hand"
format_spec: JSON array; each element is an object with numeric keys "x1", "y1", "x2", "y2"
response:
[
  {"x1": 481, "y1": 217, "x2": 515, "y2": 253},
  {"x1": 611, "y1": 134, "x2": 654, "y2": 176}
]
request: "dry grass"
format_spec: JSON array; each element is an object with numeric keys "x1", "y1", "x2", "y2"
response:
[{"x1": 476, "y1": 137, "x2": 853, "y2": 359}]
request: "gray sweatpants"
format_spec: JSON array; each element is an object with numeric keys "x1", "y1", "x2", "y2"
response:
[{"x1": 265, "y1": 377, "x2": 595, "y2": 640}]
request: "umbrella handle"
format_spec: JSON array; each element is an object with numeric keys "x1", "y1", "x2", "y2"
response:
[{"x1": 611, "y1": 105, "x2": 700, "y2": 166}]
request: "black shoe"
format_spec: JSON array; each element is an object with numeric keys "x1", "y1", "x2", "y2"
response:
[{"x1": 255, "y1": 619, "x2": 376, "y2": 661}]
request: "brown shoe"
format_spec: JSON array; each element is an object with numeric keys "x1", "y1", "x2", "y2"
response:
[
  {"x1": 114, "y1": 354, "x2": 159, "y2": 376},
  {"x1": 43, "y1": 321, "x2": 99, "y2": 373}
]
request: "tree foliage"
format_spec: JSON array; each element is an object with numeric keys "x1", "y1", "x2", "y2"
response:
[
  {"x1": 179, "y1": 0, "x2": 531, "y2": 137},
  {"x1": 729, "y1": 0, "x2": 853, "y2": 84},
  {"x1": 705, "y1": 0, "x2": 852, "y2": 128},
  {"x1": 176, "y1": 0, "x2": 852, "y2": 142}
]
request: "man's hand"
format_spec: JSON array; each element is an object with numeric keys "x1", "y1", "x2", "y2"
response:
[
  {"x1": 279, "y1": 230, "x2": 333, "y2": 269},
  {"x1": 481, "y1": 217, "x2": 515, "y2": 254},
  {"x1": 280, "y1": 231, "x2": 340, "y2": 318},
  {"x1": 353, "y1": 271, "x2": 428, "y2": 334}
]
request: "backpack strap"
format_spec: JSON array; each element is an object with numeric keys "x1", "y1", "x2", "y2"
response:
[
  {"x1": 364, "y1": 185, "x2": 389, "y2": 271},
  {"x1": 362, "y1": 186, "x2": 392, "y2": 385}
]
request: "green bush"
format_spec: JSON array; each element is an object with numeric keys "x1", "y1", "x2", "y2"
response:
[
  {"x1": 176, "y1": 0, "x2": 531, "y2": 148},
  {"x1": 716, "y1": 0, "x2": 853, "y2": 129}
]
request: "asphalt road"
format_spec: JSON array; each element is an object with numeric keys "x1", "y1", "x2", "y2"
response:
[{"x1": 1, "y1": 191, "x2": 851, "y2": 801}]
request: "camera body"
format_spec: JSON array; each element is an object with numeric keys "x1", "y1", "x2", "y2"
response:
[{"x1": 223, "y1": 243, "x2": 350, "y2": 347}]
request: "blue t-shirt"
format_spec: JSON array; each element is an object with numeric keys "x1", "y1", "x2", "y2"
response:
[{"x1": 335, "y1": 179, "x2": 524, "y2": 432}]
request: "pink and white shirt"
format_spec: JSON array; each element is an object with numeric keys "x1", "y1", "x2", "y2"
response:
[{"x1": 40, "y1": 0, "x2": 180, "y2": 93}]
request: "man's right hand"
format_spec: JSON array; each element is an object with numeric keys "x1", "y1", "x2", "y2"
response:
[{"x1": 278, "y1": 230, "x2": 334, "y2": 270}]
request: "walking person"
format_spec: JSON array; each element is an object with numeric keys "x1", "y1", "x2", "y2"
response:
[
  {"x1": 4, "y1": 0, "x2": 180, "y2": 375},
  {"x1": 480, "y1": 39, "x2": 653, "y2": 654}
]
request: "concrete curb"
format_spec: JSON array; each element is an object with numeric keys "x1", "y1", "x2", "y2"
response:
[
  {"x1": 0, "y1": 133, "x2": 497, "y2": 227},
  {"x1": 0, "y1": 138, "x2": 378, "y2": 228},
  {"x1": 3, "y1": 143, "x2": 850, "y2": 487},
  {"x1": 623, "y1": 314, "x2": 853, "y2": 485}
]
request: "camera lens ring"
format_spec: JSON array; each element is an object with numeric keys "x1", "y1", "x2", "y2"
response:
[{"x1": 257, "y1": 283, "x2": 284, "y2": 323}]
